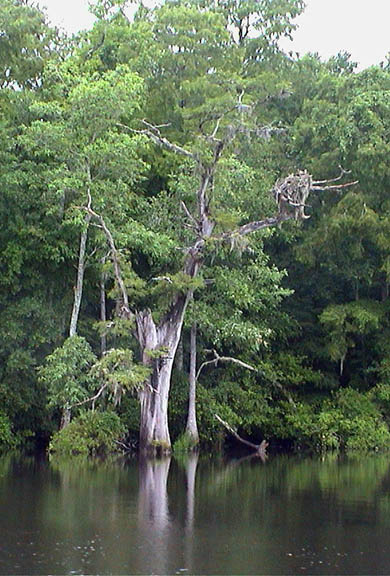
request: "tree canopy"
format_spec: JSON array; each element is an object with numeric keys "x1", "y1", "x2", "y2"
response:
[{"x1": 1, "y1": 0, "x2": 390, "y2": 455}]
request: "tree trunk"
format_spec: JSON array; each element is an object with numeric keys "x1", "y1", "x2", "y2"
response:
[
  {"x1": 60, "y1": 405, "x2": 71, "y2": 430},
  {"x1": 100, "y1": 265, "x2": 107, "y2": 355},
  {"x1": 175, "y1": 336, "x2": 184, "y2": 372},
  {"x1": 185, "y1": 322, "x2": 199, "y2": 447},
  {"x1": 137, "y1": 295, "x2": 189, "y2": 455},
  {"x1": 69, "y1": 213, "x2": 91, "y2": 338},
  {"x1": 63, "y1": 212, "x2": 91, "y2": 430}
]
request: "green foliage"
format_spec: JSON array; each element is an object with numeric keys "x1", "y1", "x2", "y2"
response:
[
  {"x1": 0, "y1": 412, "x2": 18, "y2": 451},
  {"x1": 173, "y1": 433, "x2": 197, "y2": 454},
  {"x1": 0, "y1": 0, "x2": 53, "y2": 89},
  {"x1": 38, "y1": 336, "x2": 97, "y2": 412},
  {"x1": 49, "y1": 410, "x2": 125, "y2": 457},
  {"x1": 320, "y1": 300, "x2": 383, "y2": 367},
  {"x1": 4, "y1": 0, "x2": 390, "y2": 457},
  {"x1": 91, "y1": 348, "x2": 150, "y2": 403},
  {"x1": 284, "y1": 389, "x2": 390, "y2": 453}
]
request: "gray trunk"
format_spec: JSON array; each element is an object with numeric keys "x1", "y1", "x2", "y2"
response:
[
  {"x1": 60, "y1": 405, "x2": 71, "y2": 430},
  {"x1": 185, "y1": 322, "x2": 199, "y2": 446},
  {"x1": 69, "y1": 213, "x2": 91, "y2": 338},
  {"x1": 100, "y1": 266, "x2": 107, "y2": 355},
  {"x1": 137, "y1": 296, "x2": 189, "y2": 455},
  {"x1": 175, "y1": 337, "x2": 184, "y2": 372}
]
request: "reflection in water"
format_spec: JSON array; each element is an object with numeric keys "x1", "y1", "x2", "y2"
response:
[
  {"x1": 2, "y1": 453, "x2": 390, "y2": 574},
  {"x1": 137, "y1": 456, "x2": 172, "y2": 574},
  {"x1": 184, "y1": 452, "x2": 199, "y2": 572}
]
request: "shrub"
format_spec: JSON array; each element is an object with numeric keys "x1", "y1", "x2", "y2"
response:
[
  {"x1": 284, "y1": 388, "x2": 390, "y2": 452},
  {"x1": 0, "y1": 412, "x2": 17, "y2": 451},
  {"x1": 49, "y1": 411, "x2": 125, "y2": 457}
]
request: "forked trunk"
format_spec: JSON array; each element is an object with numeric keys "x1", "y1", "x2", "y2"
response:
[
  {"x1": 137, "y1": 295, "x2": 189, "y2": 455},
  {"x1": 139, "y1": 356, "x2": 175, "y2": 455}
]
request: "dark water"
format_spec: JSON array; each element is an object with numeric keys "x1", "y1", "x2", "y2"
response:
[{"x1": 1, "y1": 453, "x2": 390, "y2": 574}]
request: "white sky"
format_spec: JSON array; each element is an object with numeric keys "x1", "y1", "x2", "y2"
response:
[{"x1": 40, "y1": 0, "x2": 390, "y2": 70}]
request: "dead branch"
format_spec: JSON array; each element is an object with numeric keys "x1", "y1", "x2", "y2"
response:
[
  {"x1": 196, "y1": 349, "x2": 257, "y2": 382},
  {"x1": 197, "y1": 349, "x2": 296, "y2": 406},
  {"x1": 70, "y1": 383, "x2": 108, "y2": 409},
  {"x1": 151, "y1": 276, "x2": 173, "y2": 284},
  {"x1": 311, "y1": 180, "x2": 359, "y2": 191},
  {"x1": 312, "y1": 165, "x2": 351, "y2": 185},
  {"x1": 181, "y1": 201, "x2": 199, "y2": 228},
  {"x1": 85, "y1": 204, "x2": 132, "y2": 320},
  {"x1": 114, "y1": 439, "x2": 133, "y2": 452},
  {"x1": 117, "y1": 121, "x2": 195, "y2": 160},
  {"x1": 215, "y1": 414, "x2": 268, "y2": 455}
]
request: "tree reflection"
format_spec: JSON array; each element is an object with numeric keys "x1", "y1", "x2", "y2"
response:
[
  {"x1": 183, "y1": 452, "x2": 199, "y2": 572},
  {"x1": 137, "y1": 456, "x2": 172, "y2": 573}
]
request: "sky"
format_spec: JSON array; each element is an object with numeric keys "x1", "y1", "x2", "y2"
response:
[{"x1": 39, "y1": 0, "x2": 390, "y2": 70}]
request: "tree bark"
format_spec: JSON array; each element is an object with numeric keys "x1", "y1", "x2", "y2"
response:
[
  {"x1": 137, "y1": 294, "x2": 190, "y2": 455},
  {"x1": 185, "y1": 322, "x2": 199, "y2": 447},
  {"x1": 69, "y1": 212, "x2": 91, "y2": 337},
  {"x1": 60, "y1": 405, "x2": 71, "y2": 430},
  {"x1": 175, "y1": 336, "x2": 184, "y2": 372},
  {"x1": 100, "y1": 264, "x2": 107, "y2": 355}
]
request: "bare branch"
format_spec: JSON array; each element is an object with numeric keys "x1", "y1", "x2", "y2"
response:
[
  {"x1": 85, "y1": 205, "x2": 132, "y2": 320},
  {"x1": 311, "y1": 180, "x2": 359, "y2": 192},
  {"x1": 151, "y1": 276, "x2": 173, "y2": 284},
  {"x1": 181, "y1": 200, "x2": 198, "y2": 228},
  {"x1": 211, "y1": 115, "x2": 222, "y2": 139},
  {"x1": 196, "y1": 349, "x2": 257, "y2": 382},
  {"x1": 117, "y1": 121, "x2": 195, "y2": 160},
  {"x1": 312, "y1": 165, "x2": 351, "y2": 185},
  {"x1": 70, "y1": 383, "x2": 108, "y2": 409},
  {"x1": 217, "y1": 214, "x2": 292, "y2": 244},
  {"x1": 215, "y1": 414, "x2": 268, "y2": 456},
  {"x1": 197, "y1": 349, "x2": 296, "y2": 406}
]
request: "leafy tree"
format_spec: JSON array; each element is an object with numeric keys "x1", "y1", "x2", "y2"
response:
[{"x1": 38, "y1": 336, "x2": 97, "y2": 428}]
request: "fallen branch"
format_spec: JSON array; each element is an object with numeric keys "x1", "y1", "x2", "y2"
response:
[
  {"x1": 215, "y1": 414, "x2": 268, "y2": 455},
  {"x1": 114, "y1": 439, "x2": 133, "y2": 453}
]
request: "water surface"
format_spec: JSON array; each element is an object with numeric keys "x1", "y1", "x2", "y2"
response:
[{"x1": 1, "y1": 453, "x2": 390, "y2": 574}]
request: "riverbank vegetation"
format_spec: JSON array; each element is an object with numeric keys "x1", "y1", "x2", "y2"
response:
[{"x1": 2, "y1": 0, "x2": 390, "y2": 455}]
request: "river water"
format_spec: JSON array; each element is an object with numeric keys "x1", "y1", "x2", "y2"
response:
[{"x1": 1, "y1": 453, "x2": 390, "y2": 574}]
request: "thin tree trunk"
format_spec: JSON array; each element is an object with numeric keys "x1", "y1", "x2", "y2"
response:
[
  {"x1": 60, "y1": 405, "x2": 71, "y2": 430},
  {"x1": 63, "y1": 212, "x2": 91, "y2": 430},
  {"x1": 175, "y1": 336, "x2": 184, "y2": 372},
  {"x1": 100, "y1": 265, "x2": 107, "y2": 355},
  {"x1": 69, "y1": 212, "x2": 91, "y2": 337},
  {"x1": 185, "y1": 322, "x2": 199, "y2": 447}
]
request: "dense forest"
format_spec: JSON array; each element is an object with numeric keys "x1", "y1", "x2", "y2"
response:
[{"x1": 2, "y1": 0, "x2": 390, "y2": 456}]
